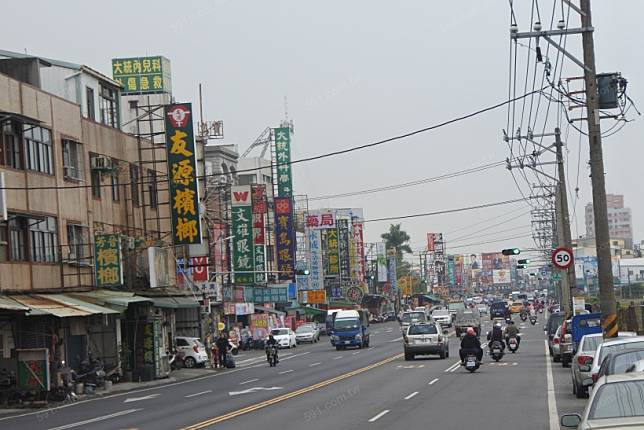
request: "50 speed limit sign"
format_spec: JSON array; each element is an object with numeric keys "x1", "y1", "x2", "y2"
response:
[{"x1": 551, "y1": 247, "x2": 574, "y2": 270}]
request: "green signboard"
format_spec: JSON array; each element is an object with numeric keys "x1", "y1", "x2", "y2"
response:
[
  {"x1": 17, "y1": 349, "x2": 50, "y2": 392},
  {"x1": 231, "y1": 186, "x2": 254, "y2": 284},
  {"x1": 274, "y1": 127, "x2": 293, "y2": 197},
  {"x1": 94, "y1": 233, "x2": 123, "y2": 287},
  {"x1": 112, "y1": 56, "x2": 168, "y2": 94},
  {"x1": 253, "y1": 286, "x2": 289, "y2": 303},
  {"x1": 165, "y1": 103, "x2": 202, "y2": 245}
]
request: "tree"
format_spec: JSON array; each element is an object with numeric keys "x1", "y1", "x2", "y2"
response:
[{"x1": 381, "y1": 224, "x2": 413, "y2": 278}]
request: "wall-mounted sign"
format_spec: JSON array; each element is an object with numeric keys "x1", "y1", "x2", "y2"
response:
[
  {"x1": 94, "y1": 233, "x2": 123, "y2": 287},
  {"x1": 231, "y1": 186, "x2": 254, "y2": 284},
  {"x1": 274, "y1": 127, "x2": 293, "y2": 197},
  {"x1": 112, "y1": 56, "x2": 171, "y2": 94}
]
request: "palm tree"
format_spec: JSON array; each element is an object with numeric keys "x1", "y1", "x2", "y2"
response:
[{"x1": 381, "y1": 224, "x2": 412, "y2": 278}]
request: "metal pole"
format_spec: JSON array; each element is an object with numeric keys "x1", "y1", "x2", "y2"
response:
[{"x1": 580, "y1": 0, "x2": 617, "y2": 337}]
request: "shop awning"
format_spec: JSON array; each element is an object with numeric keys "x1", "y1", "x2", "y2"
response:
[
  {"x1": 147, "y1": 296, "x2": 200, "y2": 309},
  {"x1": 254, "y1": 305, "x2": 286, "y2": 316},
  {"x1": 302, "y1": 306, "x2": 327, "y2": 317},
  {"x1": 71, "y1": 290, "x2": 152, "y2": 312},
  {"x1": 0, "y1": 296, "x2": 30, "y2": 312},
  {"x1": 9, "y1": 294, "x2": 119, "y2": 318}
]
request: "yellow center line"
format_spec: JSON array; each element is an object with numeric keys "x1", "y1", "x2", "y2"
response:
[{"x1": 180, "y1": 353, "x2": 404, "y2": 430}]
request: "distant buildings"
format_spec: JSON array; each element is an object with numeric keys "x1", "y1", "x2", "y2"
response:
[{"x1": 585, "y1": 193, "x2": 633, "y2": 249}]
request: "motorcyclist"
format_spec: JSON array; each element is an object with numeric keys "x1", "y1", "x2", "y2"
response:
[
  {"x1": 265, "y1": 334, "x2": 278, "y2": 363},
  {"x1": 487, "y1": 322, "x2": 505, "y2": 351},
  {"x1": 504, "y1": 320, "x2": 521, "y2": 346},
  {"x1": 459, "y1": 327, "x2": 483, "y2": 364}
]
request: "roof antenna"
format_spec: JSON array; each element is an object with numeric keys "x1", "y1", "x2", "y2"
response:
[{"x1": 280, "y1": 95, "x2": 293, "y2": 132}]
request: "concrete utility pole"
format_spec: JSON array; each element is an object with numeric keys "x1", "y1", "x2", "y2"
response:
[
  {"x1": 580, "y1": 0, "x2": 617, "y2": 337},
  {"x1": 555, "y1": 127, "x2": 575, "y2": 314}
]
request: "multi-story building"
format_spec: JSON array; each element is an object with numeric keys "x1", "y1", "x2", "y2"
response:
[{"x1": 585, "y1": 193, "x2": 634, "y2": 249}]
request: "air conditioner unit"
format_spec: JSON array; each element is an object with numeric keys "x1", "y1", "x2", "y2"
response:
[{"x1": 91, "y1": 155, "x2": 113, "y2": 171}]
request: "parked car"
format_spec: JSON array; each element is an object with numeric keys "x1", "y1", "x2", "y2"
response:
[
  {"x1": 571, "y1": 333, "x2": 603, "y2": 398},
  {"x1": 597, "y1": 348, "x2": 644, "y2": 379},
  {"x1": 546, "y1": 312, "x2": 566, "y2": 357},
  {"x1": 589, "y1": 336, "x2": 644, "y2": 384},
  {"x1": 552, "y1": 325, "x2": 563, "y2": 363},
  {"x1": 270, "y1": 328, "x2": 297, "y2": 349},
  {"x1": 295, "y1": 325, "x2": 319, "y2": 344},
  {"x1": 561, "y1": 373, "x2": 644, "y2": 429},
  {"x1": 174, "y1": 337, "x2": 209, "y2": 368},
  {"x1": 561, "y1": 313, "x2": 602, "y2": 369},
  {"x1": 403, "y1": 322, "x2": 449, "y2": 361}
]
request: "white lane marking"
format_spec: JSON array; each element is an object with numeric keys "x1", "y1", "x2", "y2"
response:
[
  {"x1": 387, "y1": 337, "x2": 402, "y2": 343},
  {"x1": 333, "y1": 356, "x2": 343, "y2": 360},
  {"x1": 229, "y1": 386, "x2": 283, "y2": 396},
  {"x1": 368, "y1": 410, "x2": 390, "y2": 423},
  {"x1": 404, "y1": 391, "x2": 419, "y2": 400},
  {"x1": 444, "y1": 361, "x2": 461, "y2": 373},
  {"x1": 123, "y1": 393, "x2": 160, "y2": 403},
  {"x1": 47, "y1": 409, "x2": 142, "y2": 430},
  {"x1": 239, "y1": 378, "x2": 259, "y2": 385},
  {"x1": 449, "y1": 364, "x2": 460, "y2": 373},
  {"x1": 352, "y1": 351, "x2": 361, "y2": 355},
  {"x1": 512, "y1": 362, "x2": 518, "y2": 366},
  {"x1": 309, "y1": 362, "x2": 321, "y2": 367},
  {"x1": 278, "y1": 369, "x2": 294, "y2": 374},
  {"x1": 280, "y1": 351, "x2": 311, "y2": 361},
  {"x1": 185, "y1": 390, "x2": 212, "y2": 398},
  {"x1": 428, "y1": 378, "x2": 439, "y2": 385},
  {"x1": 545, "y1": 340, "x2": 560, "y2": 430}
]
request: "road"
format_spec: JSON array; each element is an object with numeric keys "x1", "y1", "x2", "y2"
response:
[{"x1": 0, "y1": 315, "x2": 587, "y2": 430}]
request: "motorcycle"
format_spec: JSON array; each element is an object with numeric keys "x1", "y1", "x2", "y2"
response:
[
  {"x1": 464, "y1": 353, "x2": 480, "y2": 372},
  {"x1": 73, "y1": 355, "x2": 106, "y2": 391},
  {"x1": 520, "y1": 312, "x2": 527, "y2": 322},
  {"x1": 168, "y1": 348, "x2": 185, "y2": 370},
  {"x1": 490, "y1": 340, "x2": 504, "y2": 362},
  {"x1": 228, "y1": 339, "x2": 239, "y2": 356},
  {"x1": 266, "y1": 346, "x2": 278, "y2": 367},
  {"x1": 529, "y1": 315, "x2": 538, "y2": 325},
  {"x1": 507, "y1": 337, "x2": 519, "y2": 353}
]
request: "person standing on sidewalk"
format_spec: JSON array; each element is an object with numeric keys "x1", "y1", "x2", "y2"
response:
[{"x1": 216, "y1": 333, "x2": 229, "y2": 368}]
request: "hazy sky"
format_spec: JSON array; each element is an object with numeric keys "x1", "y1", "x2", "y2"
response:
[{"x1": 3, "y1": 0, "x2": 642, "y2": 258}]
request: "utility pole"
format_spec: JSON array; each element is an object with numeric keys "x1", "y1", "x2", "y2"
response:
[
  {"x1": 580, "y1": 0, "x2": 617, "y2": 337},
  {"x1": 555, "y1": 128, "x2": 576, "y2": 314}
]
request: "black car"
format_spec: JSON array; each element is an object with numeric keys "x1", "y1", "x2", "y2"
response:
[
  {"x1": 489, "y1": 301, "x2": 509, "y2": 320},
  {"x1": 545, "y1": 312, "x2": 566, "y2": 356}
]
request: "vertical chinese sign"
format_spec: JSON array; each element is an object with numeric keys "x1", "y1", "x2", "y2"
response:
[
  {"x1": 231, "y1": 186, "x2": 254, "y2": 284},
  {"x1": 275, "y1": 197, "x2": 296, "y2": 281},
  {"x1": 165, "y1": 103, "x2": 201, "y2": 246},
  {"x1": 376, "y1": 242, "x2": 388, "y2": 282},
  {"x1": 94, "y1": 233, "x2": 123, "y2": 287},
  {"x1": 306, "y1": 229, "x2": 324, "y2": 290},
  {"x1": 324, "y1": 228, "x2": 340, "y2": 278},
  {"x1": 337, "y1": 219, "x2": 351, "y2": 282},
  {"x1": 252, "y1": 185, "x2": 267, "y2": 283},
  {"x1": 274, "y1": 127, "x2": 293, "y2": 197},
  {"x1": 352, "y1": 219, "x2": 366, "y2": 288}
]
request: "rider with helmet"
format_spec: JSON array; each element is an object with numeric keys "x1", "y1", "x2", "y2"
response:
[
  {"x1": 487, "y1": 322, "x2": 506, "y2": 351},
  {"x1": 459, "y1": 327, "x2": 483, "y2": 363}
]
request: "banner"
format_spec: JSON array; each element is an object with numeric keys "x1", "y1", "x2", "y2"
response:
[
  {"x1": 307, "y1": 228, "x2": 324, "y2": 289},
  {"x1": 447, "y1": 256, "x2": 456, "y2": 286},
  {"x1": 376, "y1": 242, "x2": 388, "y2": 282},
  {"x1": 275, "y1": 197, "x2": 296, "y2": 281},
  {"x1": 427, "y1": 233, "x2": 435, "y2": 252},
  {"x1": 454, "y1": 255, "x2": 463, "y2": 286},
  {"x1": 191, "y1": 256, "x2": 208, "y2": 281},
  {"x1": 250, "y1": 314, "x2": 269, "y2": 340},
  {"x1": 353, "y1": 220, "x2": 366, "y2": 284},
  {"x1": 210, "y1": 221, "x2": 228, "y2": 284},
  {"x1": 165, "y1": 103, "x2": 202, "y2": 245},
  {"x1": 337, "y1": 219, "x2": 351, "y2": 281},
  {"x1": 94, "y1": 233, "x2": 123, "y2": 287},
  {"x1": 231, "y1": 186, "x2": 254, "y2": 284},
  {"x1": 252, "y1": 185, "x2": 267, "y2": 283},
  {"x1": 305, "y1": 211, "x2": 336, "y2": 229},
  {"x1": 388, "y1": 254, "x2": 398, "y2": 291},
  {"x1": 323, "y1": 228, "x2": 340, "y2": 277},
  {"x1": 274, "y1": 127, "x2": 293, "y2": 197}
]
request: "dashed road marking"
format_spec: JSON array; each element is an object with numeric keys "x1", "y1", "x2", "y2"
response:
[
  {"x1": 428, "y1": 378, "x2": 439, "y2": 385},
  {"x1": 404, "y1": 391, "x2": 419, "y2": 400},
  {"x1": 239, "y1": 378, "x2": 259, "y2": 385},
  {"x1": 368, "y1": 410, "x2": 390, "y2": 423}
]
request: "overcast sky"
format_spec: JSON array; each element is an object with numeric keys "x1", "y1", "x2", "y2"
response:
[{"x1": 3, "y1": 0, "x2": 642, "y2": 257}]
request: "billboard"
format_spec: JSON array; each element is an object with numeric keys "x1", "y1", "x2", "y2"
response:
[
  {"x1": 275, "y1": 197, "x2": 296, "y2": 281},
  {"x1": 493, "y1": 269, "x2": 511, "y2": 284},
  {"x1": 94, "y1": 233, "x2": 123, "y2": 287},
  {"x1": 353, "y1": 220, "x2": 366, "y2": 285},
  {"x1": 305, "y1": 211, "x2": 336, "y2": 229},
  {"x1": 112, "y1": 56, "x2": 171, "y2": 94},
  {"x1": 376, "y1": 242, "x2": 388, "y2": 282},
  {"x1": 427, "y1": 233, "x2": 435, "y2": 252},
  {"x1": 274, "y1": 127, "x2": 293, "y2": 197},
  {"x1": 307, "y1": 228, "x2": 324, "y2": 290},
  {"x1": 337, "y1": 219, "x2": 351, "y2": 281},
  {"x1": 252, "y1": 185, "x2": 267, "y2": 283},
  {"x1": 482, "y1": 252, "x2": 510, "y2": 271},
  {"x1": 165, "y1": 103, "x2": 201, "y2": 245},
  {"x1": 231, "y1": 186, "x2": 254, "y2": 284},
  {"x1": 323, "y1": 228, "x2": 340, "y2": 277},
  {"x1": 148, "y1": 247, "x2": 171, "y2": 288}
]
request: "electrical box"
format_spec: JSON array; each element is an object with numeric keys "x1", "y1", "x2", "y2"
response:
[{"x1": 596, "y1": 73, "x2": 620, "y2": 109}]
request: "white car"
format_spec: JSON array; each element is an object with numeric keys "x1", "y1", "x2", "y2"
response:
[
  {"x1": 270, "y1": 328, "x2": 297, "y2": 349},
  {"x1": 476, "y1": 304, "x2": 488, "y2": 315},
  {"x1": 295, "y1": 325, "x2": 319, "y2": 343},
  {"x1": 175, "y1": 336, "x2": 209, "y2": 368},
  {"x1": 589, "y1": 336, "x2": 644, "y2": 384},
  {"x1": 432, "y1": 309, "x2": 452, "y2": 328}
]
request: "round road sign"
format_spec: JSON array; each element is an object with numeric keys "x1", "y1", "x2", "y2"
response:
[{"x1": 551, "y1": 247, "x2": 574, "y2": 270}]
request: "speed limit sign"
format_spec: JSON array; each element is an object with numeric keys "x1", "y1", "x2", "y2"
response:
[{"x1": 551, "y1": 247, "x2": 574, "y2": 270}]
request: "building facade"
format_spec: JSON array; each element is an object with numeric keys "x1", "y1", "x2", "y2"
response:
[{"x1": 585, "y1": 193, "x2": 634, "y2": 249}]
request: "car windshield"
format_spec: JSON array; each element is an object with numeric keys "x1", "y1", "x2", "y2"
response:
[
  {"x1": 491, "y1": 302, "x2": 506, "y2": 310},
  {"x1": 599, "y1": 341, "x2": 644, "y2": 364},
  {"x1": 548, "y1": 315, "x2": 565, "y2": 334},
  {"x1": 589, "y1": 380, "x2": 644, "y2": 419},
  {"x1": 582, "y1": 336, "x2": 603, "y2": 352},
  {"x1": 334, "y1": 318, "x2": 360, "y2": 331},
  {"x1": 612, "y1": 351, "x2": 644, "y2": 374},
  {"x1": 402, "y1": 312, "x2": 426, "y2": 323},
  {"x1": 271, "y1": 329, "x2": 288, "y2": 336},
  {"x1": 296, "y1": 326, "x2": 313, "y2": 333},
  {"x1": 408, "y1": 325, "x2": 438, "y2": 335}
]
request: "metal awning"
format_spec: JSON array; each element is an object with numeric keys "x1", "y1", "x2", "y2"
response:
[
  {"x1": 71, "y1": 290, "x2": 152, "y2": 312},
  {"x1": 9, "y1": 294, "x2": 119, "y2": 318},
  {"x1": 302, "y1": 306, "x2": 327, "y2": 317},
  {"x1": 147, "y1": 296, "x2": 200, "y2": 309},
  {"x1": 0, "y1": 111, "x2": 42, "y2": 126},
  {"x1": 254, "y1": 305, "x2": 286, "y2": 316},
  {"x1": 0, "y1": 296, "x2": 30, "y2": 312}
]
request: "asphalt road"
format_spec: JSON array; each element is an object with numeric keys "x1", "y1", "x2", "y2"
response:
[{"x1": 0, "y1": 314, "x2": 587, "y2": 430}]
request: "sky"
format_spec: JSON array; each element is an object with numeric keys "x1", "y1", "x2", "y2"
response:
[{"x1": 3, "y1": 0, "x2": 642, "y2": 258}]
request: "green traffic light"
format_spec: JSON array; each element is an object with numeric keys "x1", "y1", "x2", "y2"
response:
[
  {"x1": 502, "y1": 248, "x2": 521, "y2": 256},
  {"x1": 518, "y1": 259, "x2": 530, "y2": 265}
]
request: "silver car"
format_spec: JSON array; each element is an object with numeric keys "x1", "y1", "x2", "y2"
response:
[
  {"x1": 403, "y1": 322, "x2": 449, "y2": 361},
  {"x1": 561, "y1": 373, "x2": 644, "y2": 429},
  {"x1": 551, "y1": 325, "x2": 563, "y2": 362},
  {"x1": 589, "y1": 336, "x2": 644, "y2": 384},
  {"x1": 571, "y1": 333, "x2": 603, "y2": 398}
]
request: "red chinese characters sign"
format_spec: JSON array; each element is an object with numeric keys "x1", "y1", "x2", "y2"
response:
[{"x1": 305, "y1": 211, "x2": 336, "y2": 230}]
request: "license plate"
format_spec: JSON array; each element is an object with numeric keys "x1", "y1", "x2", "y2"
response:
[
  {"x1": 493, "y1": 349, "x2": 500, "y2": 353},
  {"x1": 467, "y1": 358, "x2": 476, "y2": 365},
  {"x1": 344, "y1": 341, "x2": 351, "y2": 344}
]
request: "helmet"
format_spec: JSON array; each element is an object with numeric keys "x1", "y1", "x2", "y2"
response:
[
  {"x1": 467, "y1": 327, "x2": 475, "y2": 336},
  {"x1": 495, "y1": 322, "x2": 502, "y2": 328}
]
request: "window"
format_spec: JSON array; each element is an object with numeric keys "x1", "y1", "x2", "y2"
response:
[
  {"x1": 111, "y1": 160, "x2": 120, "y2": 202},
  {"x1": 0, "y1": 221, "x2": 7, "y2": 262},
  {"x1": 99, "y1": 85, "x2": 118, "y2": 128},
  {"x1": 130, "y1": 164, "x2": 140, "y2": 207},
  {"x1": 148, "y1": 170, "x2": 158, "y2": 209},
  {"x1": 29, "y1": 216, "x2": 58, "y2": 263},
  {"x1": 89, "y1": 154, "x2": 102, "y2": 199},
  {"x1": 1, "y1": 120, "x2": 23, "y2": 169},
  {"x1": 86, "y1": 87, "x2": 95, "y2": 121},
  {"x1": 8, "y1": 216, "x2": 27, "y2": 261},
  {"x1": 66, "y1": 224, "x2": 89, "y2": 265},
  {"x1": 62, "y1": 139, "x2": 83, "y2": 180},
  {"x1": 24, "y1": 125, "x2": 53, "y2": 174}
]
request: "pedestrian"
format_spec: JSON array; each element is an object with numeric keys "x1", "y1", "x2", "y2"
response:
[
  {"x1": 216, "y1": 333, "x2": 228, "y2": 368},
  {"x1": 211, "y1": 343, "x2": 220, "y2": 368}
]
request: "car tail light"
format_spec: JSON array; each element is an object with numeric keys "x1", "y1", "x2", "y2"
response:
[
  {"x1": 553, "y1": 337, "x2": 560, "y2": 344},
  {"x1": 577, "y1": 355, "x2": 593, "y2": 365}
]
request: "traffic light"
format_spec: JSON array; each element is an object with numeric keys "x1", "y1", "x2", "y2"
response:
[
  {"x1": 295, "y1": 268, "x2": 310, "y2": 276},
  {"x1": 518, "y1": 259, "x2": 530, "y2": 265},
  {"x1": 517, "y1": 264, "x2": 527, "y2": 269},
  {"x1": 502, "y1": 248, "x2": 521, "y2": 256}
]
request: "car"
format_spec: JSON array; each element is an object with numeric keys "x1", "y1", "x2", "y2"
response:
[
  {"x1": 175, "y1": 336, "x2": 209, "y2": 368},
  {"x1": 302, "y1": 322, "x2": 321, "y2": 339},
  {"x1": 597, "y1": 348, "x2": 644, "y2": 379},
  {"x1": 552, "y1": 325, "x2": 563, "y2": 363},
  {"x1": 295, "y1": 324, "x2": 319, "y2": 344},
  {"x1": 589, "y1": 336, "x2": 644, "y2": 384},
  {"x1": 561, "y1": 373, "x2": 644, "y2": 429},
  {"x1": 489, "y1": 301, "x2": 509, "y2": 320},
  {"x1": 559, "y1": 319, "x2": 573, "y2": 367},
  {"x1": 509, "y1": 301, "x2": 524, "y2": 314},
  {"x1": 476, "y1": 304, "x2": 488, "y2": 315},
  {"x1": 431, "y1": 309, "x2": 452, "y2": 328},
  {"x1": 270, "y1": 328, "x2": 297, "y2": 349},
  {"x1": 403, "y1": 322, "x2": 449, "y2": 361},
  {"x1": 571, "y1": 333, "x2": 603, "y2": 398},
  {"x1": 546, "y1": 312, "x2": 566, "y2": 356},
  {"x1": 400, "y1": 310, "x2": 428, "y2": 332}
]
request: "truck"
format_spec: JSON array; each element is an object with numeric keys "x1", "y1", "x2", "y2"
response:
[
  {"x1": 560, "y1": 313, "x2": 602, "y2": 367},
  {"x1": 330, "y1": 309, "x2": 370, "y2": 350},
  {"x1": 454, "y1": 308, "x2": 482, "y2": 337}
]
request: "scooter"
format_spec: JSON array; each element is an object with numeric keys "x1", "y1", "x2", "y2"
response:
[
  {"x1": 507, "y1": 337, "x2": 519, "y2": 353},
  {"x1": 490, "y1": 340, "x2": 504, "y2": 362},
  {"x1": 520, "y1": 313, "x2": 527, "y2": 322},
  {"x1": 529, "y1": 315, "x2": 538, "y2": 325},
  {"x1": 464, "y1": 353, "x2": 480, "y2": 372},
  {"x1": 228, "y1": 340, "x2": 239, "y2": 356}
]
